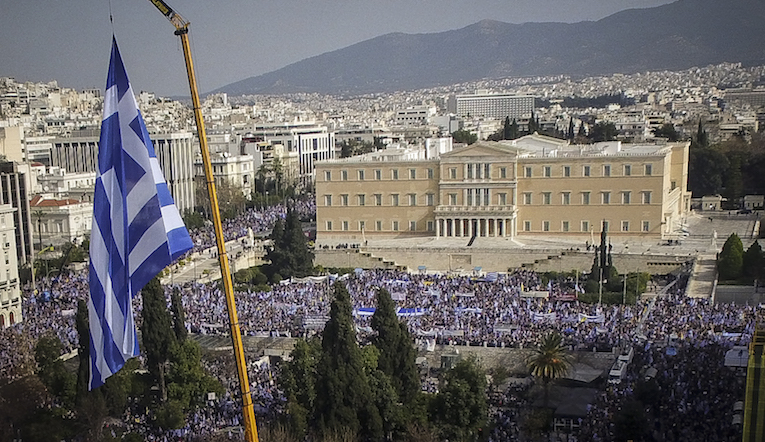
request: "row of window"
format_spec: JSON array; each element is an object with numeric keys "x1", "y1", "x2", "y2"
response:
[
  {"x1": 325, "y1": 168, "x2": 435, "y2": 181},
  {"x1": 324, "y1": 193, "x2": 435, "y2": 207},
  {"x1": 522, "y1": 191, "x2": 652, "y2": 205},
  {"x1": 326, "y1": 220, "x2": 434, "y2": 232},
  {"x1": 524, "y1": 163, "x2": 653, "y2": 178},
  {"x1": 522, "y1": 220, "x2": 651, "y2": 233},
  {"x1": 324, "y1": 162, "x2": 655, "y2": 182}
]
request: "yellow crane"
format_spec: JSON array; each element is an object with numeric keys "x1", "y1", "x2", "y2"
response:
[{"x1": 147, "y1": 1, "x2": 259, "y2": 441}]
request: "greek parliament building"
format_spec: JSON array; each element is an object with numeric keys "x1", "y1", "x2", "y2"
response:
[
  {"x1": 50, "y1": 130, "x2": 196, "y2": 213},
  {"x1": 315, "y1": 134, "x2": 691, "y2": 243}
]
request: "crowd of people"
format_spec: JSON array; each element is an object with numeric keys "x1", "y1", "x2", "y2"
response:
[{"x1": 0, "y1": 197, "x2": 761, "y2": 440}]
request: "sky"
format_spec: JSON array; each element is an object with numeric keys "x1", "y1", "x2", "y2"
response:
[{"x1": 0, "y1": 0, "x2": 674, "y2": 97}]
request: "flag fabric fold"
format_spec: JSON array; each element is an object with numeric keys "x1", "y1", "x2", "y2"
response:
[{"x1": 88, "y1": 38, "x2": 193, "y2": 389}]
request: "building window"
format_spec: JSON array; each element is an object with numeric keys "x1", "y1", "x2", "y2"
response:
[
  {"x1": 603, "y1": 165, "x2": 611, "y2": 177},
  {"x1": 621, "y1": 221, "x2": 629, "y2": 232},
  {"x1": 392, "y1": 221, "x2": 399, "y2": 231},
  {"x1": 642, "y1": 221, "x2": 650, "y2": 232},
  {"x1": 374, "y1": 194, "x2": 382, "y2": 206},
  {"x1": 341, "y1": 194, "x2": 349, "y2": 206},
  {"x1": 427, "y1": 168, "x2": 434, "y2": 179},
  {"x1": 583, "y1": 165, "x2": 591, "y2": 177},
  {"x1": 326, "y1": 221, "x2": 333, "y2": 231},
  {"x1": 622, "y1": 191, "x2": 631, "y2": 204},
  {"x1": 324, "y1": 195, "x2": 332, "y2": 206},
  {"x1": 563, "y1": 166, "x2": 571, "y2": 177},
  {"x1": 543, "y1": 192, "x2": 551, "y2": 205},
  {"x1": 449, "y1": 168, "x2": 457, "y2": 179},
  {"x1": 499, "y1": 193, "x2": 507, "y2": 205},
  {"x1": 324, "y1": 170, "x2": 331, "y2": 181},
  {"x1": 358, "y1": 194, "x2": 366, "y2": 206},
  {"x1": 342, "y1": 221, "x2": 349, "y2": 231},
  {"x1": 392, "y1": 194, "x2": 399, "y2": 206},
  {"x1": 543, "y1": 221, "x2": 550, "y2": 232},
  {"x1": 484, "y1": 163, "x2": 490, "y2": 178},
  {"x1": 524, "y1": 221, "x2": 531, "y2": 231},
  {"x1": 562, "y1": 221, "x2": 570, "y2": 232},
  {"x1": 467, "y1": 165, "x2": 473, "y2": 179},
  {"x1": 624, "y1": 164, "x2": 631, "y2": 176},
  {"x1": 427, "y1": 221, "x2": 434, "y2": 231},
  {"x1": 409, "y1": 168, "x2": 416, "y2": 179},
  {"x1": 467, "y1": 189, "x2": 473, "y2": 206},
  {"x1": 375, "y1": 169, "x2": 382, "y2": 180},
  {"x1": 562, "y1": 192, "x2": 570, "y2": 205},
  {"x1": 645, "y1": 164, "x2": 653, "y2": 175},
  {"x1": 582, "y1": 192, "x2": 590, "y2": 205},
  {"x1": 525, "y1": 166, "x2": 532, "y2": 178},
  {"x1": 544, "y1": 166, "x2": 551, "y2": 177},
  {"x1": 427, "y1": 193, "x2": 435, "y2": 206},
  {"x1": 341, "y1": 170, "x2": 348, "y2": 181},
  {"x1": 409, "y1": 194, "x2": 417, "y2": 206},
  {"x1": 581, "y1": 220, "x2": 590, "y2": 232},
  {"x1": 524, "y1": 193, "x2": 532, "y2": 205},
  {"x1": 358, "y1": 170, "x2": 365, "y2": 180},
  {"x1": 500, "y1": 167, "x2": 507, "y2": 178},
  {"x1": 409, "y1": 221, "x2": 416, "y2": 231},
  {"x1": 392, "y1": 169, "x2": 399, "y2": 180},
  {"x1": 602, "y1": 192, "x2": 611, "y2": 205},
  {"x1": 671, "y1": 180, "x2": 677, "y2": 190},
  {"x1": 603, "y1": 221, "x2": 610, "y2": 231},
  {"x1": 642, "y1": 191, "x2": 652, "y2": 204},
  {"x1": 449, "y1": 193, "x2": 457, "y2": 205},
  {"x1": 359, "y1": 221, "x2": 366, "y2": 231},
  {"x1": 376, "y1": 220, "x2": 383, "y2": 231}
]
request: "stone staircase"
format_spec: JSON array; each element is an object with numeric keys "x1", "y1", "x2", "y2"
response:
[{"x1": 685, "y1": 255, "x2": 717, "y2": 299}]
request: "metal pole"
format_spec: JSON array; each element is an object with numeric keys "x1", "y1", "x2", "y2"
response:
[{"x1": 176, "y1": 26, "x2": 259, "y2": 442}]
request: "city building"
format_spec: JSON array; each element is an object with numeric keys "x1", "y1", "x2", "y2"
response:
[
  {"x1": 447, "y1": 91, "x2": 535, "y2": 120},
  {"x1": 29, "y1": 195, "x2": 93, "y2": 248},
  {"x1": 0, "y1": 162, "x2": 33, "y2": 265},
  {"x1": 50, "y1": 130, "x2": 196, "y2": 212},
  {"x1": 243, "y1": 121, "x2": 335, "y2": 187},
  {"x1": 316, "y1": 135, "x2": 691, "y2": 243},
  {"x1": 0, "y1": 203, "x2": 21, "y2": 328}
]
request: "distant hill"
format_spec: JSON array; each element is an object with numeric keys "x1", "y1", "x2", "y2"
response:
[{"x1": 211, "y1": 0, "x2": 765, "y2": 96}]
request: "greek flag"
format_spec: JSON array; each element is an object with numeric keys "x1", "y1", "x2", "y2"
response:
[{"x1": 88, "y1": 39, "x2": 193, "y2": 389}]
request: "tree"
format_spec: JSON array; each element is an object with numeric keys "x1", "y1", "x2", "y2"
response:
[
  {"x1": 590, "y1": 121, "x2": 618, "y2": 142},
  {"x1": 567, "y1": 117, "x2": 575, "y2": 140},
  {"x1": 431, "y1": 357, "x2": 487, "y2": 441},
  {"x1": 692, "y1": 119, "x2": 708, "y2": 149},
  {"x1": 652, "y1": 123, "x2": 680, "y2": 141},
  {"x1": 688, "y1": 147, "x2": 729, "y2": 197},
  {"x1": 526, "y1": 332, "x2": 572, "y2": 408},
  {"x1": 280, "y1": 338, "x2": 321, "y2": 439},
  {"x1": 265, "y1": 207, "x2": 314, "y2": 279},
  {"x1": 371, "y1": 288, "x2": 420, "y2": 407},
  {"x1": 743, "y1": 240, "x2": 764, "y2": 279},
  {"x1": 170, "y1": 289, "x2": 188, "y2": 343},
  {"x1": 314, "y1": 282, "x2": 380, "y2": 440},
  {"x1": 35, "y1": 335, "x2": 76, "y2": 407},
  {"x1": 718, "y1": 233, "x2": 744, "y2": 281},
  {"x1": 451, "y1": 129, "x2": 477, "y2": 145},
  {"x1": 141, "y1": 277, "x2": 176, "y2": 402}
]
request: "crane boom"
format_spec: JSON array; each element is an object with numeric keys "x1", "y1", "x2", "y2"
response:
[
  {"x1": 149, "y1": 0, "x2": 189, "y2": 31},
  {"x1": 146, "y1": 2, "x2": 259, "y2": 442}
]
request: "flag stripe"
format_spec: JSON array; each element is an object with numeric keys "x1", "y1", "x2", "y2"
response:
[{"x1": 88, "y1": 38, "x2": 192, "y2": 389}]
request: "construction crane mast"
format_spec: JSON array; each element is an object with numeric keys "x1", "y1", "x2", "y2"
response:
[{"x1": 147, "y1": 1, "x2": 259, "y2": 441}]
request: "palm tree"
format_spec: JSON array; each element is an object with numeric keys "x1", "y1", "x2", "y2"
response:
[{"x1": 526, "y1": 331, "x2": 572, "y2": 408}]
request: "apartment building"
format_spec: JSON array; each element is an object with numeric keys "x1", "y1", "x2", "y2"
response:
[
  {"x1": 316, "y1": 135, "x2": 691, "y2": 243},
  {"x1": 447, "y1": 92, "x2": 535, "y2": 120},
  {"x1": 0, "y1": 203, "x2": 20, "y2": 328}
]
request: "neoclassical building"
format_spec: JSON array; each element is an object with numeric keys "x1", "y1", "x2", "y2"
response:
[{"x1": 315, "y1": 135, "x2": 691, "y2": 243}]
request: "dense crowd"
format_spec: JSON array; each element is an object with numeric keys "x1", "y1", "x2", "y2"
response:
[{"x1": 0, "y1": 204, "x2": 760, "y2": 440}]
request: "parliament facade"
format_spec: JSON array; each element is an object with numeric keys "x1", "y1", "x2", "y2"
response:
[{"x1": 315, "y1": 135, "x2": 691, "y2": 243}]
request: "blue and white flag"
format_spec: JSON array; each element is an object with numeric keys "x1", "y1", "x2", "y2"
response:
[{"x1": 88, "y1": 39, "x2": 193, "y2": 389}]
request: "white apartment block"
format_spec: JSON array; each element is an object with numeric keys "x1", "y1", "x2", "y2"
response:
[
  {"x1": 0, "y1": 203, "x2": 21, "y2": 328},
  {"x1": 194, "y1": 153, "x2": 255, "y2": 197},
  {"x1": 244, "y1": 122, "x2": 335, "y2": 186},
  {"x1": 50, "y1": 130, "x2": 196, "y2": 213},
  {"x1": 30, "y1": 195, "x2": 93, "y2": 247},
  {"x1": 448, "y1": 92, "x2": 535, "y2": 120}
]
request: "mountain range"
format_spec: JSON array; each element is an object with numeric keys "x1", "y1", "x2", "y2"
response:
[{"x1": 211, "y1": 0, "x2": 765, "y2": 96}]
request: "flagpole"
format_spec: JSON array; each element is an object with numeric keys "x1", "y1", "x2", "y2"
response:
[{"x1": 148, "y1": 2, "x2": 259, "y2": 441}]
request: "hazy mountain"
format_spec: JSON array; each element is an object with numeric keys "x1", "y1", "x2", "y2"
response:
[{"x1": 211, "y1": 0, "x2": 765, "y2": 96}]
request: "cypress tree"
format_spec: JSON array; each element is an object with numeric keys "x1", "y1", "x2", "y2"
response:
[
  {"x1": 718, "y1": 233, "x2": 744, "y2": 280},
  {"x1": 170, "y1": 289, "x2": 187, "y2": 343},
  {"x1": 314, "y1": 282, "x2": 380, "y2": 439},
  {"x1": 743, "y1": 240, "x2": 764, "y2": 279},
  {"x1": 371, "y1": 288, "x2": 419, "y2": 406},
  {"x1": 141, "y1": 277, "x2": 177, "y2": 402}
]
